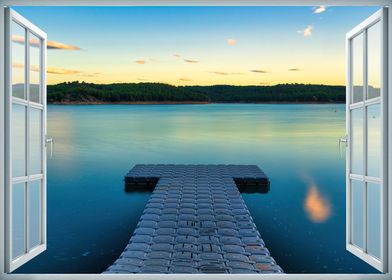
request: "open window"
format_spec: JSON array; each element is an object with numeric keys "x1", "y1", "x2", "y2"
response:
[
  {"x1": 346, "y1": 8, "x2": 388, "y2": 272},
  {"x1": 4, "y1": 8, "x2": 47, "y2": 272}
]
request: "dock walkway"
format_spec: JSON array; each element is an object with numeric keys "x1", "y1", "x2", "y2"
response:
[{"x1": 105, "y1": 164, "x2": 283, "y2": 274}]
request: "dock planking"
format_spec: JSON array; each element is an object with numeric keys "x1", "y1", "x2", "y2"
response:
[{"x1": 105, "y1": 164, "x2": 282, "y2": 274}]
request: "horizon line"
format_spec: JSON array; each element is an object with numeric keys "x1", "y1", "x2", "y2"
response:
[{"x1": 47, "y1": 81, "x2": 346, "y2": 87}]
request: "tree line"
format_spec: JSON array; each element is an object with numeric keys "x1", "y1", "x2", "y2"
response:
[{"x1": 47, "y1": 81, "x2": 345, "y2": 103}]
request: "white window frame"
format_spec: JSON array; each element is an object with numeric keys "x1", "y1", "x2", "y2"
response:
[
  {"x1": 4, "y1": 8, "x2": 47, "y2": 273},
  {"x1": 0, "y1": 0, "x2": 391, "y2": 280},
  {"x1": 346, "y1": 8, "x2": 388, "y2": 272}
]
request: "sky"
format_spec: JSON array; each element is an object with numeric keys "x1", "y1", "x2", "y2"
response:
[{"x1": 13, "y1": 6, "x2": 380, "y2": 86}]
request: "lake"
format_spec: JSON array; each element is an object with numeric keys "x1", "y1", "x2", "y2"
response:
[{"x1": 15, "y1": 104, "x2": 378, "y2": 274}]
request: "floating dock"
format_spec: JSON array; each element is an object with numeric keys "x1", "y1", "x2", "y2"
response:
[{"x1": 105, "y1": 164, "x2": 283, "y2": 274}]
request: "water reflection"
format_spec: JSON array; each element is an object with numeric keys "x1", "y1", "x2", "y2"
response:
[
  {"x1": 12, "y1": 34, "x2": 41, "y2": 48},
  {"x1": 15, "y1": 104, "x2": 379, "y2": 274},
  {"x1": 48, "y1": 112, "x2": 77, "y2": 157},
  {"x1": 302, "y1": 175, "x2": 332, "y2": 223}
]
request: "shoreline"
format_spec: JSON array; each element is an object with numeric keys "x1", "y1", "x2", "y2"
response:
[{"x1": 49, "y1": 101, "x2": 345, "y2": 105}]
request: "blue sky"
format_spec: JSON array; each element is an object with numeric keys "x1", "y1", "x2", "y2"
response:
[{"x1": 13, "y1": 6, "x2": 380, "y2": 85}]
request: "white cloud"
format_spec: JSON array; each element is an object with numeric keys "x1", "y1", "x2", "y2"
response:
[
  {"x1": 227, "y1": 38, "x2": 237, "y2": 46},
  {"x1": 298, "y1": 25, "x2": 313, "y2": 37},
  {"x1": 313, "y1": 6, "x2": 327, "y2": 14}
]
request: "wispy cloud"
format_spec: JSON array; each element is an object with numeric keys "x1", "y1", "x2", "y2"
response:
[
  {"x1": 12, "y1": 35, "x2": 30, "y2": 45},
  {"x1": 250, "y1": 69, "x2": 270, "y2": 74},
  {"x1": 173, "y1": 54, "x2": 181, "y2": 58},
  {"x1": 12, "y1": 35, "x2": 82, "y2": 50},
  {"x1": 298, "y1": 25, "x2": 313, "y2": 37},
  {"x1": 210, "y1": 71, "x2": 244, "y2": 76},
  {"x1": 227, "y1": 38, "x2": 237, "y2": 46},
  {"x1": 289, "y1": 68, "x2": 302, "y2": 71},
  {"x1": 79, "y1": 72, "x2": 101, "y2": 77},
  {"x1": 149, "y1": 58, "x2": 159, "y2": 63},
  {"x1": 313, "y1": 5, "x2": 327, "y2": 14},
  {"x1": 13, "y1": 62, "x2": 94, "y2": 76},
  {"x1": 12, "y1": 62, "x2": 94, "y2": 77},
  {"x1": 135, "y1": 59, "x2": 146, "y2": 64},
  {"x1": 137, "y1": 78, "x2": 148, "y2": 81},
  {"x1": 47, "y1": 41, "x2": 82, "y2": 50},
  {"x1": 211, "y1": 71, "x2": 229, "y2": 75},
  {"x1": 47, "y1": 67, "x2": 81, "y2": 75},
  {"x1": 179, "y1": 78, "x2": 192, "y2": 82},
  {"x1": 184, "y1": 59, "x2": 198, "y2": 63},
  {"x1": 12, "y1": 62, "x2": 25, "y2": 69},
  {"x1": 13, "y1": 62, "x2": 41, "y2": 72}
]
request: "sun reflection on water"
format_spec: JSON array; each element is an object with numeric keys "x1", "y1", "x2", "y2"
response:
[{"x1": 302, "y1": 174, "x2": 332, "y2": 223}]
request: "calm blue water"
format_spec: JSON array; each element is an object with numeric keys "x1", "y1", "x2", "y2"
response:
[{"x1": 16, "y1": 104, "x2": 378, "y2": 273}]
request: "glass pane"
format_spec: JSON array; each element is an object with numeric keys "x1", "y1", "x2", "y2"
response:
[
  {"x1": 12, "y1": 182, "x2": 25, "y2": 259},
  {"x1": 12, "y1": 104, "x2": 26, "y2": 177},
  {"x1": 368, "y1": 22, "x2": 381, "y2": 100},
  {"x1": 29, "y1": 108, "x2": 42, "y2": 175},
  {"x1": 29, "y1": 180, "x2": 41, "y2": 249},
  {"x1": 352, "y1": 33, "x2": 364, "y2": 103},
  {"x1": 351, "y1": 108, "x2": 363, "y2": 174},
  {"x1": 11, "y1": 21, "x2": 25, "y2": 99},
  {"x1": 367, "y1": 182, "x2": 381, "y2": 259},
  {"x1": 29, "y1": 33, "x2": 41, "y2": 103},
  {"x1": 367, "y1": 104, "x2": 381, "y2": 177},
  {"x1": 352, "y1": 180, "x2": 364, "y2": 249}
]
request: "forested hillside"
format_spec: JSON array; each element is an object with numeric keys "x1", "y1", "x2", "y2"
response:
[{"x1": 47, "y1": 82, "x2": 346, "y2": 103}]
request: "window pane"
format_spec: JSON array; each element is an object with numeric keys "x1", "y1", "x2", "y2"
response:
[
  {"x1": 12, "y1": 104, "x2": 26, "y2": 177},
  {"x1": 367, "y1": 182, "x2": 381, "y2": 259},
  {"x1": 12, "y1": 182, "x2": 25, "y2": 259},
  {"x1": 29, "y1": 180, "x2": 41, "y2": 249},
  {"x1": 29, "y1": 33, "x2": 41, "y2": 103},
  {"x1": 352, "y1": 33, "x2": 364, "y2": 103},
  {"x1": 368, "y1": 22, "x2": 381, "y2": 100},
  {"x1": 367, "y1": 104, "x2": 381, "y2": 177},
  {"x1": 352, "y1": 180, "x2": 364, "y2": 249},
  {"x1": 351, "y1": 108, "x2": 363, "y2": 174},
  {"x1": 29, "y1": 108, "x2": 42, "y2": 175},
  {"x1": 11, "y1": 21, "x2": 25, "y2": 99}
]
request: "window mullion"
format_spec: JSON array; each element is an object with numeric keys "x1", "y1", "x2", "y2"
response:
[
  {"x1": 362, "y1": 27, "x2": 368, "y2": 254},
  {"x1": 25, "y1": 29, "x2": 30, "y2": 254}
]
